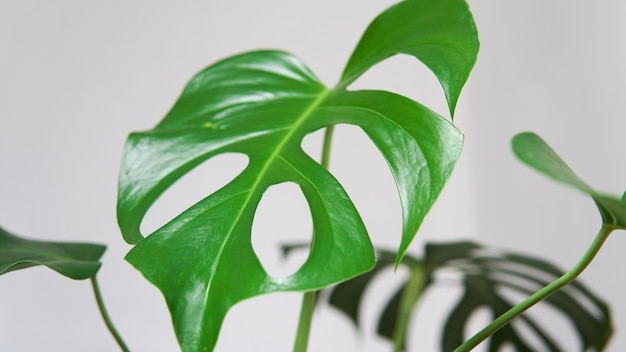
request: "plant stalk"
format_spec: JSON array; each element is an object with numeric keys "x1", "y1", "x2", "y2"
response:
[
  {"x1": 294, "y1": 291, "x2": 317, "y2": 352},
  {"x1": 393, "y1": 264, "x2": 426, "y2": 352},
  {"x1": 320, "y1": 125, "x2": 335, "y2": 169},
  {"x1": 293, "y1": 125, "x2": 336, "y2": 352},
  {"x1": 454, "y1": 225, "x2": 614, "y2": 352},
  {"x1": 91, "y1": 276, "x2": 130, "y2": 352}
]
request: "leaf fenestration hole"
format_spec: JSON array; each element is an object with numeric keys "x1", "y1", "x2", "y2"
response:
[
  {"x1": 347, "y1": 54, "x2": 449, "y2": 119},
  {"x1": 140, "y1": 153, "x2": 249, "y2": 236},
  {"x1": 300, "y1": 127, "x2": 326, "y2": 162},
  {"x1": 323, "y1": 124, "x2": 402, "y2": 249},
  {"x1": 251, "y1": 182, "x2": 312, "y2": 279}
]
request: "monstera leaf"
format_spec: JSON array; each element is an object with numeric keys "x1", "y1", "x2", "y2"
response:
[
  {"x1": 315, "y1": 242, "x2": 612, "y2": 351},
  {"x1": 0, "y1": 226, "x2": 105, "y2": 280},
  {"x1": 512, "y1": 132, "x2": 626, "y2": 230},
  {"x1": 116, "y1": 0, "x2": 478, "y2": 350}
]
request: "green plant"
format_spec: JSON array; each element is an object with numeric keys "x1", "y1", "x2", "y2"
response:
[
  {"x1": 117, "y1": 0, "x2": 476, "y2": 350},
  {"x1": 1, "y1": 0, "x2": 622, "y2": 351}
]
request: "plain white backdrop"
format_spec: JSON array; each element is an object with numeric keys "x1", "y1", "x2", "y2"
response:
[{"x1": 1, "y1": 1, "x2": 625, "y2": 351}]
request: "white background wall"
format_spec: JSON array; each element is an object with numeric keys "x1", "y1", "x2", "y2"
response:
[{"x1": 1, "y1": 1, "x2": 625, "y2": 351}]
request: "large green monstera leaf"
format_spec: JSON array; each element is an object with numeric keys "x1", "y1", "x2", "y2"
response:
[{"x1": 117, "y1": 0, "x2": 478, "y2": 350}]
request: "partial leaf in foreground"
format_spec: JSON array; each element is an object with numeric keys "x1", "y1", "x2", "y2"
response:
[
  {"x1": 512, "y1": 132, "x2": 626, "y2": 229},
  {"x1": 0, "y1": 226, "x2": 105, "y2": 280},
  {"x1": 312, "y1": 242, "x2": 612, "y2": 351}
]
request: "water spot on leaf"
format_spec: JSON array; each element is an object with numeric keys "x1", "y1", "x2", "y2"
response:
[
  {"x1": 140, "y1": 153, "x2": 249, "y2": 235},
  {"x1": 202, "y1": 121, "x2": 217, "y2": 129}
]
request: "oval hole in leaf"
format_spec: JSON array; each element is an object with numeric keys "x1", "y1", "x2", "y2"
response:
[
  {"x1": 140, "y1": 153, "x2": 249, "y2": 235},
  {"x1": 251, "y1": 182, "x2": 312, "y2": 279}
]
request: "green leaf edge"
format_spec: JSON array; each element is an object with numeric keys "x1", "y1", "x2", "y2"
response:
[
  {"x1": 0, "y1": 226, "x2": 106, "y2": 280},
  {"x1": 512, "y1": 132, "x2": 626, "y2": 230},
  {"x1": 340, "y1": 0, "x2": 480, "y2": 118}
]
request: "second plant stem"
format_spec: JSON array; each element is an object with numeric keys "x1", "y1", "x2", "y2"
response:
[
  {"x1": 454, "y1": 224, "x2": 614, "y2": 352},
  {"x1": 91, "y1": 276, "x2": 130, "y2": 352},
  {"x1": 393, "y1": 264, "x2": 426, "y2": 352},
  {"x1": 293, "y1": 125, "x2": 336, "y2": 352}
]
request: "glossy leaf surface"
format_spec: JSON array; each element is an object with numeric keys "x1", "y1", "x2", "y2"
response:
[
  {"x1": 512, "y1": 132, "x2": 626, "y2": 229},
  {"x1": 341, "y1": 0, "x2": 479, "y2": 117},
  {"x1": 317, "y1": 242, "x2": 612, "y2": 351},
  {"x1": 117, "y1": 0, "x2": 478, "y2": 350},
  {"x1": 0, "y1": 226, "x2": 105, "y2": 280}
]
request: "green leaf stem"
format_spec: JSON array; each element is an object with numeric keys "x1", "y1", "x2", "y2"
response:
[
  {"x1": 452, "y1": 133, "x2": 624, "y2": 351},
  {"x1": 437, "y1": 243, "x2": 612, "y2": 352}
]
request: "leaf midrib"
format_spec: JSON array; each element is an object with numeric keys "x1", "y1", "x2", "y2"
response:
[{"x1": 198, "y1": 88, "x2": 331, "y2": 335}]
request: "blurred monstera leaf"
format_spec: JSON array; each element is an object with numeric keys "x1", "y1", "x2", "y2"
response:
[
  {"x1": 315, "y1": 242, "x2": 612, "y2": 351},
  {"x1": 0, "y1": 226, "x2": 105, "y2": 280},
  {"x1": 116, "y1": 0, "x2": 478, "y2": 350}
]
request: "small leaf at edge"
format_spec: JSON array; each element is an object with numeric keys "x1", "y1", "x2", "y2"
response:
[
  {"x1": 512, "y1": 132, "x2": 626, "y2": 229},
  {"x1": 0, "y1": 226, "x2": 105, "y2": 280}
]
